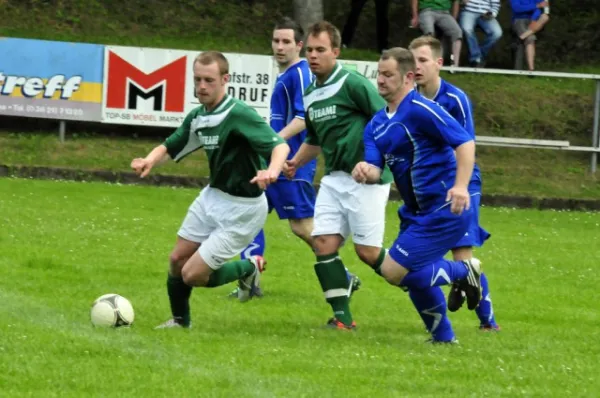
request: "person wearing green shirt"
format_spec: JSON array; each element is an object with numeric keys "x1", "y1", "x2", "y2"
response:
[
  {"x1": 131, "y1": 51, "x2": 290, "y2": 329},
  {"x1": 284, "y1": 21, "x2": 392, "y2": 330},
  {"x1": 410, "y1": 0, "x2": 463, "y2": 68}
]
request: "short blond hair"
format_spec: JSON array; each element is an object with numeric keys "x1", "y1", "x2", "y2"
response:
[
  {"x1": 408, "y1": 36, "x2": 443, "y2": 59},
  {"x1": 194, "y1": 51, "x2": 229, "y2": 75}
]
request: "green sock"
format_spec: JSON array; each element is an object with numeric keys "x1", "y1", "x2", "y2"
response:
[
  {"x1": 167, "y1": 274, "x2": 192, "y2": 326},
  {"x1": 314, "y1": 253, "x2": 353, "y2": 326},
  {"x1": 372, "y1": 248, "x2": 387, "y2": 276},
  {"x1": 206, "y1": 259, "x2": 255, "y2": 287}
]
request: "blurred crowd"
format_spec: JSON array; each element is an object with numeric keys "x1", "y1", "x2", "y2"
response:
[{"x1": 341, "y1": 0, "x2": 551, "y2": 71}]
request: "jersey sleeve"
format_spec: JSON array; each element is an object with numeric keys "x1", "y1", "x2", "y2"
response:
[
  {"x1": 347, "y1": 73, "x2": 386, "y2": 118},
  {"x1": 412, "y1": 100, "x2": 473, "y2": 148},
  {"x1": 449, "y1": 91, "x2": 476, "y2": 140},
  {"x1": 163, "y1": 110, "x2": 201, "y2": 162},
  {"x1": 363, "y1": 119, "x2": 385, "y2": 169},
  {"x1": 236, "y1": 106, "x2": 286, "y2": 159},
  {"x1": 290, "y1": 67, "x2": 309, "y2": 120}
]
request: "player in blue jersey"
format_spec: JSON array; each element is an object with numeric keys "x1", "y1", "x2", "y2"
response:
[
  {"x1": 409, "y1": 35, "x2": 499, "y2": 331},
  {"x1": 232, "y1": 17, "x2": 361, "y2": 298},
  {"x1": 351, "y1": 47, "x2": 483, "y2": 343}
]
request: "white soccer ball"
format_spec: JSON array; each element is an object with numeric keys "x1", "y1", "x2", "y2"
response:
[{"x1": 90, "y1": 293, "x2": 135, "y2": 327}]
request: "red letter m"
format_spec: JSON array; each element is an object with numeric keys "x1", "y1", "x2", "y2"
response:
[{"x1": 106, "y1": 51, "x2": 186, "y2": 112}]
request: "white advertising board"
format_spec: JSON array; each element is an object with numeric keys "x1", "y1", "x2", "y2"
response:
[{"x1": 101, "y1": 46, "x2": 274, "y2": 127}]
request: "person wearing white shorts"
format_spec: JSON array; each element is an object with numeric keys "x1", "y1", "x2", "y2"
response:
[
  {"x1": 131, "y1": 51, "x2": 289, "y2": 329},
  {"x1": 284, "y1": 21, "x2": 393, "y2": 330}
]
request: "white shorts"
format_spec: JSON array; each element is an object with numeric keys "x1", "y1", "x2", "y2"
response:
[
  {"x1": 312, "y1": 171, "x2": 390, "y2": 247},
  {"x1": 177, "y1": 186, "x2": 268, "y2": 270}
]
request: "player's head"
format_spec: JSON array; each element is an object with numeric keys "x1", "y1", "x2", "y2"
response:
[
  {"x1": 377, "y1": 47, "x2": 417, "y2": 102},
  {"x1": 408, "y1": 36, "x2": 443, "y2": 87},
  {"x1": 305, "y1": 20, "x2": 341, "y2": 79},
  {"x1": 272, "y1": 17, "x2": 304, "y2": 68},
  {"x1": 193, "y1": 51, "x2": 230, "y2": 108}
]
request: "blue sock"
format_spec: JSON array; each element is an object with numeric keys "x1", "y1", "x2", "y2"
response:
[
  {"x1": 240, "y1": 229, "x2": 266, "y2": 259},
  {"x1": 409, "y1": 287, "x2": 455, "y2": 342},
  {"x1": 400, "y1": 259, "x2": 468, "y2": 290},
  {"x1": 475, "y1": 272, "x2": 497, "y2": 326}
]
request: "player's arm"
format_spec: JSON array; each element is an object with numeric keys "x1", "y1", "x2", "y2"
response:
[
  {"x1": 414, "y1": 101, "x2": 474, "y2": 213},
  {"x1": 285, "y1": 115, "x2": 321, "y2": 179},
  {"x1": 278, "y1": 117, "x2": 306, "y2": 141},
  {"x1": 352, "y1": 120, "x2": 384, "y2": 184},
  {"x1": 278, "y1": 73, "x2": 308, "y2": 141},
  {"x1": 238, "y1": 108, "x2": 290, "y2": 189},
  {"x1": 348, "y1": 75, "x2": 386, "y2": 119},
  {"x1": 450, "y1": 91, "x2": 476, "y2": 139},
  {"x1": 453, "y1": 140, "x2": 475, "y2": 189},
  {"x1": 130, "y1": 112, "x2": 196, "y2": 177}
]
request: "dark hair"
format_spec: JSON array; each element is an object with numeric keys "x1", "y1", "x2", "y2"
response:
[
  {"x1": 380, "y1": 47, "x2": 417, "y2": 75},
  {"x1": 194, "y1": 51, "x2": 229, "y2": 75},
  {"x1": 306, "y1": 20, "x2": 341, "y2": 49},
  {"x1": 274, "y1": 16, "x2": 304, "y2": 44}
]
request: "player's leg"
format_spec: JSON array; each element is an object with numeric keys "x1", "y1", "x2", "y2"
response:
[
  {"x1": 198, "y1": 192, "x2": 269, "y2": 302},
  {"x1": 157, "y1": 190, "x2": 213, "y2": 328},
  {"x1": 227, "y1": 229, "x2": 266, "y2": 298},
  {"x1": 289, "y1": 217, "x2": 314, "y2": 248},
  {"x1": 311, "y1": 176, "x2": 355, "y2": 329},
  {"x1": 241, "y1": 229, "x2": 266, "y2": 260},
  {"x1": 349, "y1": 182, "x2": 390, "y2": 278},
  {"x1": 527, "y1": 13, "x2": 549, "y2": 35},
  {"x1": 383, "y1": 206, "x2": 482, "y2": 305}
]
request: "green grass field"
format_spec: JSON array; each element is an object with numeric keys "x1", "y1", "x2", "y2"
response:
[{"x1": 1, "y1": 177, "x2": 599, "y2": 397}]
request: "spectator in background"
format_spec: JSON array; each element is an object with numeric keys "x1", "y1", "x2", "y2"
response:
[
  {"x1": 519, "y1": 0, "x2": 550, "y2": 40},
  {"x1": 510, "y1": 0, "x2": 550, "y2": 72},
  {"x1": 459, "y1": 0, "x2": 502, "y2": 67},
  {"x1": 411, "y1": 0, "x2": 462, "y2": 67},
  {"x1": 341, "y1": 0, "x2": 390, "y2": 53}
]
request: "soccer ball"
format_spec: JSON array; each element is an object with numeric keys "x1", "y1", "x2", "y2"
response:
[{"x1": 90, "y1": 293, "x2": 135, "y2": 327}]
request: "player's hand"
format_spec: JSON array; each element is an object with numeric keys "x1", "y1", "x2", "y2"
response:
[
  {"x1": 283, "y1": 160, "x2": 297, "y2": 180},
  {"x1": 446, "y1": 186, "x2": 470, "y2": 215},
  {"x1": 352, "y1": 161, "x2": 371, "y2": 184},
  {"x1": 537, "y1": 1, "x2": 549, "y2": 7},
  {"x1": 131, "y1": 158, "x2": 153, "y2": 178},
  {"x1": 250, "y1": 169, "x2": 278, "y2": 190}
]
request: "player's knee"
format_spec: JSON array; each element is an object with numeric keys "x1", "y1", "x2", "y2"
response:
[
  {"x1": 313, "y1": 235, "x2": 340, "y2": 256},
  {"x1": 290, "y1": 220, "x2": 311, "y2": 240},
  {"x1": 452, "y1": 246, "x2": 473, "y2": 261},
  {"x1": 354, "y1": 245, "x2": 380, "y2": 266},
  {"x1": 169, "y1": 252, "x2": 188, "y2": 275},
  {"x1": 181, "y1": 266, "x2": 208, "y2": 287}
]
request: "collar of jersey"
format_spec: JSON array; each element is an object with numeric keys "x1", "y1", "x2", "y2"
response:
[
  {"x1": 204, "y1": 94, "x2": 233, "y2": 114},
  {"x1": 316, "y1": 63, "x2": 343, "y2": 87}
]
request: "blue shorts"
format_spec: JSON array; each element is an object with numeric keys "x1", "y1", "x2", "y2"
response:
[
  {"x1": 266, "y1": 179, "x2": 316, "y2": 220},
  {"x1": 390, "y1": 204, "x2": 473, "y2": 271},
  {"x1": 453, "y1": 192, "x2": 491, "y2": 248}
]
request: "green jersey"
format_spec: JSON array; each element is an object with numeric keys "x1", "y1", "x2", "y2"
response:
[
  {"x1": 303, "y1": 63, "x2": 392, "y2": 184},
  {"x1": 164, "y1": 94, "x2": 285, "y2": 198},
  {"x1": 418, "y1": 0, "x2": 455, "y2": 11}
]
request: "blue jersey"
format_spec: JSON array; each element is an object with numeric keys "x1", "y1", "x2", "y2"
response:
[
  {"x1": 364, "y1": 90, "x2": 473, "y2": 214},
  {"x1": 270, "y1": 59, "x2": 316, "y2": 182},
  {"x1": 429, "y1": 79, "x2": 481, "y2": 186}
]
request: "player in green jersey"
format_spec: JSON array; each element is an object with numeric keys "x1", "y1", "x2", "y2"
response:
[
  {"x1": 131, "y1": 51, "x2": 290, "y2": 329},
  {"x1": 284, "y1": 21, "x2": 392, "y2": 330}
]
